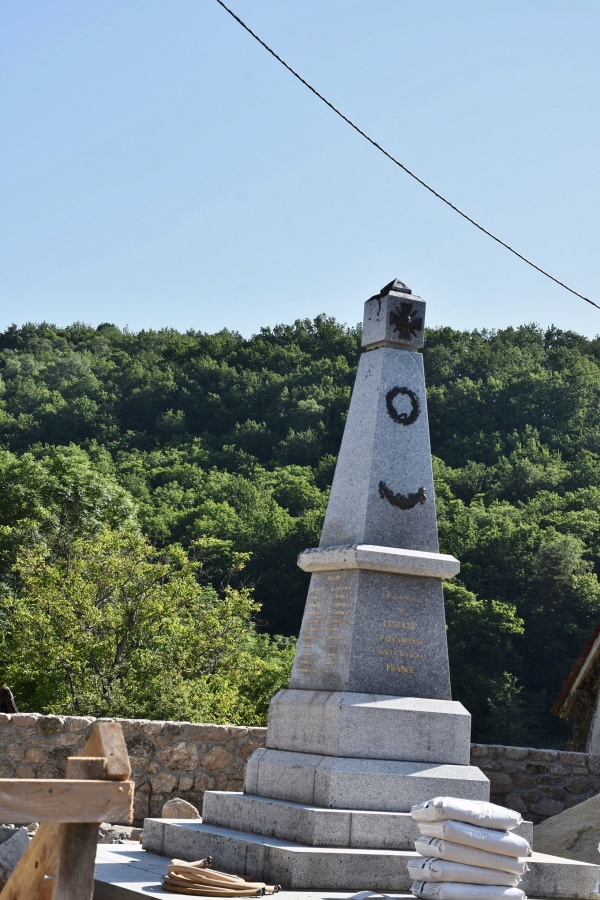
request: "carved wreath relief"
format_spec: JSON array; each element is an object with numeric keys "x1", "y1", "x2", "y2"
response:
[
  {"x1": 379, "y1": 385, "x2": 426, "y2": 510},
  {"x1": 385, "y1": 386, "x2": 420, "y2": 426}
]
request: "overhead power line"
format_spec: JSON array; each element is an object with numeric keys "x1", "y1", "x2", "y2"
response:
[{"x1": 215, "y1": 0, "x2": 599, "y2": 312}]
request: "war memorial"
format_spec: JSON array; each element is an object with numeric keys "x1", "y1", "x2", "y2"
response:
[{"x1": 144, "y1": 281, "x2": 600, "y2": 898}]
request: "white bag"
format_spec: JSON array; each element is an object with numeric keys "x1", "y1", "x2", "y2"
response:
[
  {"x1": 415, "y1": 836, "x2": 529, "y2": 877},
  {"x1": 411, "y1": 882, "x2": 527, "y2": 900},
  {"x1": 411, "y1": 797, "x2": 522, "y2": 831},
  {"x1": 418, "y1": 819, "x2": 531, "y2": 857},
  {"x1": 407, "y1": 857, "x2": 520, "y2": 887}
]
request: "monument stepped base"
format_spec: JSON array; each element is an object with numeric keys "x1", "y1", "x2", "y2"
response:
[
  {"x1": 201, "y1": 791, "x2": 534, "y2": 849},
  {"x1": 92, "y1": 845, "x2": 583, "y2": 900},
  {"x1": 142, "y1": 818, "x2": 600, "y2": 897}
]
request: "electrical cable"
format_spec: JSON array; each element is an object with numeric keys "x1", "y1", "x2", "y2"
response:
[{"x1": 214, "y1": 0, "x2": 599, "y2": 312}]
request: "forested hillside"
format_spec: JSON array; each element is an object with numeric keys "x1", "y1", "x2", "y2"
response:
[{"x1": 1, "y1": 318, "x2": 599, "y2": 747}]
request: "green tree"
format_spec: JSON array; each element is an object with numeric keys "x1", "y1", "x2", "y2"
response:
[{"x1": 1, "y1": 529, "x2": 294, "y2": 724}]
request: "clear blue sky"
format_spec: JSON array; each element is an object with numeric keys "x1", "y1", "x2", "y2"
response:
[{"x1": 2, "y1": 1, "x2": 600, "y2": 338}]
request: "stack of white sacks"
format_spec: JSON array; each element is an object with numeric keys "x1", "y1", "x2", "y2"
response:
[{"x1": 407, "y1": 796, "x2": 532, "y2": 900}]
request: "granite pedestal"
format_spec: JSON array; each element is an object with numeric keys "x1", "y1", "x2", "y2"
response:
[{"x1": 266, "y1": 690, "x2": 471, "y2": 763}]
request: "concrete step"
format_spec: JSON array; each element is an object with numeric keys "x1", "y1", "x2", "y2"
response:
[
  {"x1": 94, "y1": 844, "x2": 557, "y2": 900},
  {"x1": 522, "y1": 851, "x2": 600, "y2": 899},
  {"x1": 202, "y1": 791, "x2": 534, "y2": 850},
  {"x1": 142, "y1": 819, "x2": 600, "y2": 896},
  {"x1": 94, "y1": 844, "x2": 415, "y2": 898}
]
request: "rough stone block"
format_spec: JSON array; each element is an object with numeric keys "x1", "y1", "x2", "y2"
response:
[
  {"x1": 266, "y1": 689, "x2": 472, "y2": 764},
  {"x1": 530, "y1": 749, "x2": 559, "y2": 762},
  {"x1": 158, "y1": 741, "x2": 199, "y2": 770},
  {"x1": 161, "y1": 798, "x2": 200, "y2": 819},
  {"x1": 503, "y1": 746, "x2": 530, "y2": 761},
  {"x1": 11, "y1": 714, "x2": 38, "y2": 728},
  {"x1": 0, "y1": 828, "x2": 29, "y2": 888},
  {"x1": 531, "y1": 797, "x2": 564, "y2": 818},
  {"x1": 565, "y1": 775, "x2": 589, "y2": 793},
  {"x1": 150, "y1": 773, "x2": 177, "y2": 794}
]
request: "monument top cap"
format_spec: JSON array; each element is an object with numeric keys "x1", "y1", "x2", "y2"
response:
[
  {"x1": 362, "y1": 278, "x2": 425, "y2": 351},
  {"x1": 368, "y1": 279, "x2": 412, "y2": 299}
]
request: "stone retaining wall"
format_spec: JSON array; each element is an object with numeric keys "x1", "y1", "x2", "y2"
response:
[
  {"x1": 1, "y1": 714, "x2": 598, "y2": 825},
  {"x1": 471, "y1": 743, "x2": 600, "y2": 824},
  {"x1": 0, "y1": 713, "x2": 265, "y2": 822}
]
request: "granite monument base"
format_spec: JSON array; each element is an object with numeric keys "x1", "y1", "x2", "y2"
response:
[
  {"x1": 141, "y1": 679, "x2": 487, "y2": 886},
  {"x1": 143, "y1": 818, "x2": 600, "y2": 896},
  {"x1": 179, "y1": 685, "x2": 490, "y2": 884},
  {"x1": 143, "y1": 683, "x2": 600, "y2": 896}
]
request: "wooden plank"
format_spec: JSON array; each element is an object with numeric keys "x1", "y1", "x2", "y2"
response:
[
  {"x1": 50, "y1": 825, "x2": 98, "y2": 900},
  {"x1": 0, "y1": 778, "x2": 134, "y2": 824},
  {"x1": 37, "y1": 879, "x2": 55, "y2": 900},
  {"x1": 0, "y1": 822, "x2": 64, "y2": 900},
  {"x1": 51, "y1": 758, "x2": 104, "y2": 900},
  {"x1": 68, "y1": 756, "x2": 107, "y2": 779},
  {"x1": 81, "y1": 722, "x2": 131, "y2": 781}
]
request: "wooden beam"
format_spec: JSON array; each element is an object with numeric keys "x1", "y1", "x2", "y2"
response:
[
  {"x1": 0, "y1": 778, "x2": 134, "y2": 824},
  {"x1": 51, "y1": 758, "x2": 105, "y2": 900},
  {"x1": 0, "y1": 723, "x2": 134, "y2": 900},
  {"x1": 81, "y1": 722, "x2": 131, "y2": 781},
  {"x1": 0, "y1": 822, "x2": 64, "y2": 900}
]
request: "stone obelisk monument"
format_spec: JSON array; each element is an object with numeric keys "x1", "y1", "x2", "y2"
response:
[
  {"x1": 146, "y1": 281, "x2": 600, "y2": 896},
  {"x1": 148, "y1": 280, "x2": 488, "y2": 890},
  {"x1": 236, "y1": 280, "x2": 488, "y2": 817}
]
